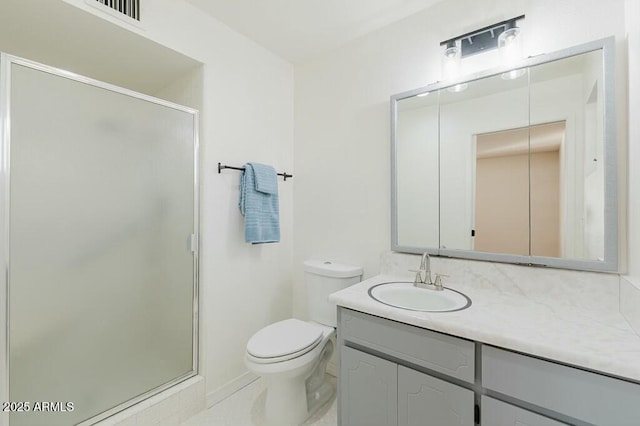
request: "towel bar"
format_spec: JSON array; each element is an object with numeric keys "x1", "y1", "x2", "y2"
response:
[{"x1": 218, "y1": 162, "x2": 293, "y2": 181}]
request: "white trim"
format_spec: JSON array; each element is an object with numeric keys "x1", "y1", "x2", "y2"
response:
[
  {"x1": 206, "y1": 372, "x2": 259, "y2": 408},
  {"x1": 0, "y1": 52, "x2": 10, "y2": 426}
]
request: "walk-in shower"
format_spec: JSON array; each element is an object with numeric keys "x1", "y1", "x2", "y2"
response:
[{"x1": 0, "y1": 54, "x2": 199, "y2": 425}]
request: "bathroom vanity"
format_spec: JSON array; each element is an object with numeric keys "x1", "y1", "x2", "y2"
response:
[
  {"x1": 335, "y1": 33, "x2": 640, "y2": 426},
  {"x1": 331, "y1": 268, "x2": 640, "y2": 426}
]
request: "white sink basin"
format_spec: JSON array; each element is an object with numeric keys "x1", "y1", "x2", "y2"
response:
[{"x1": 368, "y1": 281, "x2": 471, "y2": 312}]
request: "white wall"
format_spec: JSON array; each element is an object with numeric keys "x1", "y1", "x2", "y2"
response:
[
  {"x1": 623, "y1": 0, "x2": 640, "y2": 335},
  {"x1": 626, "y1": 1, "x2": 640, "y2": 281},
  {"x1": 144, "y1": 0, "x2": 295, "y2": 399},
  {"x1": 293, "y1": 0, "x2": 627, "y2": 318},
  {"x1": 52, "y1": 0, "x2": 295, "y2": 401}
]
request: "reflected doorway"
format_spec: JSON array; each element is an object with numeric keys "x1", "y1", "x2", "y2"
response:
[{"x1": 473, "y1": 121, "x2": 565, "y2": 257}]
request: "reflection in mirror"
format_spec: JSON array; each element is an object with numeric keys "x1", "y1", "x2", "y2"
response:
[
  {"x1": 439, "y1": 70, "x2": 529, "y2": 253},
  {"x1": 530, "y1": 50, "x2": 605, "y2": 261},
  {"x1": 395, "y1": 91, "x2": 439, "y2": 248},
  {"x1": 474, "y1": 122, "x2": 564, "y2": 257},
  {"x1": 391, "y1": 37, "x2": 616, "y2": 271}
]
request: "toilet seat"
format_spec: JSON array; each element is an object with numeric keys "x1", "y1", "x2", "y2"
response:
[{"x1": 246, "y1": 319, "x2": 324, "y2": 364}]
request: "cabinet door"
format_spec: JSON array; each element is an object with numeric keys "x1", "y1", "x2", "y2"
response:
[
  {"x1": 398, "y1": 365, "x2": 474, "y2": 426},
  {"x1": 481, "y1": 396, "x2": 569, "y2": 426},
  {"x1": 340, "y1": 346, "x2": 398, "y2": 426}
]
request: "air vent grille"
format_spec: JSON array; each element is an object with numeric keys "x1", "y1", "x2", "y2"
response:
[{"x1": 95, "y1": 0, "x2": 140, "y2": 21}]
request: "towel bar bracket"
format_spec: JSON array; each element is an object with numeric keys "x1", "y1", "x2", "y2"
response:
[{"x1": 218, "y1": 162, "x2": 293, "y2": 181}]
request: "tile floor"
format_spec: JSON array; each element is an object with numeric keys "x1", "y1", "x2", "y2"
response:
[{"x1": 182, "y1": 376, "x2": 337, "y2": 426}]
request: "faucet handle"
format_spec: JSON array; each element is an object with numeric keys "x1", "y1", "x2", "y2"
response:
[
  {"x1": 433, "y1": 273, "x2": 449, "y2": 290},
  {"x1": 408, "y1": 269, "x2": 425, "y2": 284}
]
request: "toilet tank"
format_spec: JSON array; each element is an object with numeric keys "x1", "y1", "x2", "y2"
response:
[{"x1": 304, "y1": 260, "x2": 363, "y2": 327}]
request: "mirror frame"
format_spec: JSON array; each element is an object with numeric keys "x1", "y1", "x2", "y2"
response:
[{"x1": 391, "y1": 36, "x2": 617, "y2": 272}]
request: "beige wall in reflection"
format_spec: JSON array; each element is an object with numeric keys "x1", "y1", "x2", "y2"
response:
[
  {"x1": 475, "y1": 152, "x2": 530, "y2": 255},
  {"x1": 531, "y1": 151, "x2": 561, "y2": 257},
  {"x1": 474, "y1": 123, "x2": 562, "y2": 257}
]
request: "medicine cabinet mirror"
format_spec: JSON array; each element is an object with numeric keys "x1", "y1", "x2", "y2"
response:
[{"x1": 391, "y1": 37, "x2": 617, "y2": 272}]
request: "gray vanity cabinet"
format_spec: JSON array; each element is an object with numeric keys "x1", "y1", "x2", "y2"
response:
[
  {"x1": 341, "y1": 346, "x2": 398, "y2": 426},
  {"x1": 338, "y1": 308, "x2": 475, "y2": 426},
  {"x1": 338, "y1": 308, "x2": 640, "y2": 426}
]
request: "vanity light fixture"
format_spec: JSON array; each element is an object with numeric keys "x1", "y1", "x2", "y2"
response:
[
  {"x1": 441, "y1": 15, "x2": 524, "y2": 58},
  {"x1": 440, "y1": 15, "x2": 525, "y2": 80}
]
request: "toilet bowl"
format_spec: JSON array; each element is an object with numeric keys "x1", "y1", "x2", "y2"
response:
[
  {"x1": 245, "y1": 319, "x2": 335, "y2": 426},
  {"x1": 245, "y1": 260, "x2": 362, "y2": 426}
]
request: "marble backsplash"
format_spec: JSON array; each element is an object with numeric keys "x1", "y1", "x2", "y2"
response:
[{"x1": 380, "y1": 251, "x2": 621, "y2": 313}]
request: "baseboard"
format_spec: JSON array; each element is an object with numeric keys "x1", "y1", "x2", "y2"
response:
[
  {"x1": 94, "y1": 375, "x2": 205, "y2": 425},
  {"x1": 206, "y1": 371, "x2": 259, "y2": 408}
]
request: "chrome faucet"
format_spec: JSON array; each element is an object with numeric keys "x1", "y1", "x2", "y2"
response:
[
  {"x1": 412, "y1": 252, "x2": 445, "y2": 291},
  {"x1": 416, "y1": 252, "x2": 432, "y2": 285}
]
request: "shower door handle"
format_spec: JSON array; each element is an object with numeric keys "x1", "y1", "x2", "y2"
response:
[{"x1": 188, "y1": 234, "x2": 198, "y2": 253}]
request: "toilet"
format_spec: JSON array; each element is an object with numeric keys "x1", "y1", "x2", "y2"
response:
[{"x1": 245, "y1": 260, "x2": 363, "y2": 426}]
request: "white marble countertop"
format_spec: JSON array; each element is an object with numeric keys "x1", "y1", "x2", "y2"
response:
[{"x1": 329, "y1": 273, "x2": 640, "y2": 383}]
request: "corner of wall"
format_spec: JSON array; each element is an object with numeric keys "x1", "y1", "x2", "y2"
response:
[{"x1": 621, "y1": 276, "x2": 640, "y2": 337}]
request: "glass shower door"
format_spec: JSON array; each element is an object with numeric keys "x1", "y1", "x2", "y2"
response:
[{"x1": 6, "y1": 58, "x2": 198, "y2": 425}]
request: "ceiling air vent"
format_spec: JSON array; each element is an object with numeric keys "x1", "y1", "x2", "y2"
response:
[{"x1": 94, "y1": 0, "x2": 140, "y2": 21}]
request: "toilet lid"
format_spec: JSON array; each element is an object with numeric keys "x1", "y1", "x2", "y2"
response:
[{"x1": 246, "y1": 319, "x2": 324, "y2": 361}]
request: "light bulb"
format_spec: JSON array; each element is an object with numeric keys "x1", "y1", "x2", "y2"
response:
[
  {"x1": 498, "y1": 26, "x2": 522, "y2": 66},
  {"x1": 442, "y1": 41, "x2": 461, "y2": 80},
  {"x1": 444, "y1": 46, "x2": 458, "y2": 59}
]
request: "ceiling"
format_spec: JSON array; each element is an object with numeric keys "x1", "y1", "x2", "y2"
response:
[{"x1": 184, "y1": 0, "x2": 443, "y2": 63}]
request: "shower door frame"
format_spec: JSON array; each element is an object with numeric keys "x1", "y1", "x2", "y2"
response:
[{"x1": 0, "y1": 53, "x2": 200, "y2": 426}]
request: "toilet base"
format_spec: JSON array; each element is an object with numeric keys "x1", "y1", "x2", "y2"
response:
[
  {"x1": 263, "y1": 374, "x2": 334, "y2": 426},
  {"x1": 261, "y1": 339, "x2": 334, "y2": 426},
  {"x1": 264, "y1": 376, "x2": 309, "y2": 426}
]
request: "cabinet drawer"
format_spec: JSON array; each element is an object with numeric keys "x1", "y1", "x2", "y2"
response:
[
  {"x1": 482, "y1": 345, "x2": 640, "y2": 426},
  {"x1": 339, "y1": 308, "x2": 474, "y2": 383},
  {"x1": 481, "y1": 396, "x2": 568, "y2": 426}
]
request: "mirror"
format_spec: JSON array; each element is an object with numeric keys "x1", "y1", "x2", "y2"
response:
[{"x1": 392, "y1": 37, "x2": 617, "y2": 272}]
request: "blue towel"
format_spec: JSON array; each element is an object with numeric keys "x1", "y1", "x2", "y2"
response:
[{"x1": 239, "y1": 162, "x2": 280, "y2": 244}]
